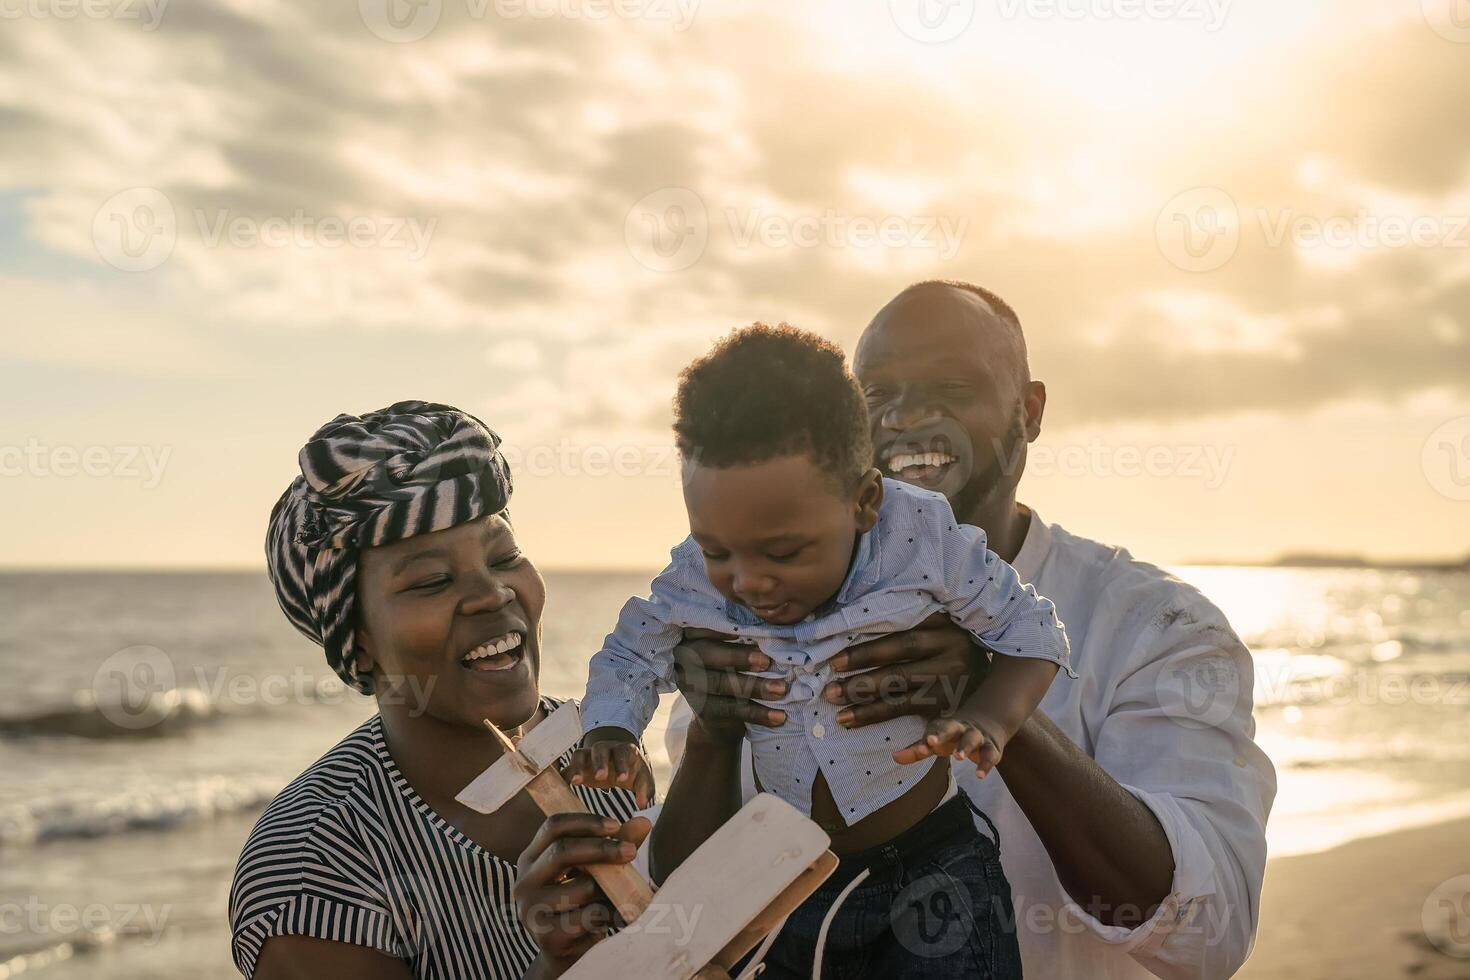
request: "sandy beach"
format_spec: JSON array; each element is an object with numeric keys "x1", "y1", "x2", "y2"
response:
[{"x1": 1240, "y1": 817, "x2": 1470, "y2": 980}]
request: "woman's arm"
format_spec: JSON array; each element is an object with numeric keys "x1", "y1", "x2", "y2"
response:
[
  {"x1": 253, "y1": 936, "x2": 414, "y2": 980},
  {"x1": 251, "y1": 812, "x2": 651, "y2": 980}
]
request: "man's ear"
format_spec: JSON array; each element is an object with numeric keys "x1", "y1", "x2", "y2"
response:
[
  {"x1": 854, "y1": 467, "x2": 884, "y2": 532},
  {"x1": 1024, "y1": 380, "x2": 1047, "y2": 442}
]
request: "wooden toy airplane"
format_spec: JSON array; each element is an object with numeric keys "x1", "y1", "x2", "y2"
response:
[{"x1": 456, "y1": 700, "x2": 838, "y2": 980}]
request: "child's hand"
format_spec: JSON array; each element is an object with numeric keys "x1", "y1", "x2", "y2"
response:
[
  {"x1": 892, "y1": 717, "x2": 1005, "y2": 778},
  {"x1": 563, "y1": 728, "x2": 655, "y2": 808}
]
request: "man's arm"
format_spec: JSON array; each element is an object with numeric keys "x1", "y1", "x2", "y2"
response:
[
  {"x1": 1024, "y1": 613, "x2": 1274, "y2": 979},
  {"x1": 648, "y1": 633, "x2": 763, "y2": 881},
  {"x1": 648, "y1": 716, "x2": 745, "y2": 884},
  {"x1": 823, "y1": 606, "x2": 1275, "y2": 979},
  {"x1": 997, "y1": 710, "x2": 1175, "y2": 926},
  {"x1": 829, "y1": 628, "x2": 1175, "y2": 925}
]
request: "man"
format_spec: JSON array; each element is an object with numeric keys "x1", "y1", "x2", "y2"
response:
[{"x1": 665, "y1": 280, "x2": 1275, "y2": 978}]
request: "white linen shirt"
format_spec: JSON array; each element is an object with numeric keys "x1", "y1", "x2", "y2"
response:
[
  {"x1": 582, "y1": 479, "x2": 1073, "y2": 824},
  {"x1": 663, "y1": 510, "x2": 1276, "y2": 979}
]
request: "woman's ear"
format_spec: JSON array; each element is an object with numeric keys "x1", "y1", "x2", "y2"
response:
[
  {"x1": 353, "y1": 625, "x2": 376, "y2": 675},
  {"x1": 853, "y1": 467, "x2": 884, "y2": 532}
]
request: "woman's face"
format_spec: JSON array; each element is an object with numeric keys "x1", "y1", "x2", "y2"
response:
[{"x1": 354, "y1": 513, "x2": 545, "y2": 732}]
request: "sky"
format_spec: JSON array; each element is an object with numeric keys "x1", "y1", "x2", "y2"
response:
[{"x1": 1, "y1": 0, "x2": 1468, "y2": 570}]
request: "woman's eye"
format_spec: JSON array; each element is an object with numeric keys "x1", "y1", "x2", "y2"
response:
[
  {"x1": 863, "y1": 387, "x2": 890, "y2": 401},
  {"x1": 410, "y1": 576, "x2": 451, "y2": 591},
  {"x1": 492, "y1": 550, "x2": 524, "y2": 569},
  {"x1": 701, "y1": 551, "x2": 729, "y2": 562}
]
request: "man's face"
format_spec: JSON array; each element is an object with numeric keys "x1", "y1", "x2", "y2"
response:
[
  {"x1": 853, "y1": 287, "x2": 1037, "y2": 521},
  {"x1": 683, "y1": 454, "x2": 881, "y2": 626}
]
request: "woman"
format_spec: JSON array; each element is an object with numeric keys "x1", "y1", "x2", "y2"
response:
[{"x1": 230, "y1": 400, "x2": 668, "y2": 979}]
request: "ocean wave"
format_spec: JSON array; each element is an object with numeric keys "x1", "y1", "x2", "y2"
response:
[
  {"x1": 0, "y1": 775, "x2": 279, "y2": 848},
  {"x1": 0, "y1": 679, "x2": 352, "y2": 740},
  {"x1": 0, "y1": 910, "x2": 223, "y2": 975},
  {"x1": 0, "y1": 688, "x2": 224, "y2": 739}
]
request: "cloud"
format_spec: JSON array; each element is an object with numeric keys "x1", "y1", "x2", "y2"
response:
[{"x1": 1, "y1": 0, "x2": 1467, "y2": 443}]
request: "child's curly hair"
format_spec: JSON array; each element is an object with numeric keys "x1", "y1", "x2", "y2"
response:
[{"x1": 673, "y1": 323, "x2": 873, "y2": 492}]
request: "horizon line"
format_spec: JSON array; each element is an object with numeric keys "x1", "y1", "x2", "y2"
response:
[{"x1": 3, "y1": 554, "x2": 1467, "y2": 574}]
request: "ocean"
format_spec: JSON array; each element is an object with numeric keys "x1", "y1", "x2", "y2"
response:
[{"x1": 2, "y1": 566, "x2": 1468, "y2": 978}]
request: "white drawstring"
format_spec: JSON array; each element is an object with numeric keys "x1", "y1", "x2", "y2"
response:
[
  {"x1": 733, "y1": 912, "x2": 791, "y2": 980},
  {"x1": 736, "y1": 864, "x2": 873, "y2": 980},
  {"x1": 810, "y1": 867, "x2": 870, "y2": 979}
]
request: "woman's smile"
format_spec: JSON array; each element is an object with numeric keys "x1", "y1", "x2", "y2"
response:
[{"x1": 460, "y1": 629, "x2": 529, "y2": 673}]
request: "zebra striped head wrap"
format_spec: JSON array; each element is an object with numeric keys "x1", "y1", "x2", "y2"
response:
[{"x1": 265, "y1": 400, "x2": 513, "y2": 694}]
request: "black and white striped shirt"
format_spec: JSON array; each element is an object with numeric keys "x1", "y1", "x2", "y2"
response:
[{"x1": 229, "y1": 699, "x2": 639, "y2": 978}]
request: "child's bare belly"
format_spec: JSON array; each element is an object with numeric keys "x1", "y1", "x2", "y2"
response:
[{"x1": 755, "y1": 752, "x2": 950, "y2": 855}]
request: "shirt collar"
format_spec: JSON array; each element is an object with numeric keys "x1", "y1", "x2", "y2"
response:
[
  {"x1": 1011, "y1": 505, "x2": 1053, "y2": 584},
  {"x1": 835, "y1": 523, "x2": 881, "y2": 605}
]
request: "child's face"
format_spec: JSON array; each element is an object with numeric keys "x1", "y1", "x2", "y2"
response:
[{"x1": 683, "y1": 454, "x2": 883, "y2": 625}]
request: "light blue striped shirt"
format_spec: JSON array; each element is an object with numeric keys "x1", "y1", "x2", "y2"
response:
[{"x1": 582, "y1": 479, "x2": 1073, "y2": 824}]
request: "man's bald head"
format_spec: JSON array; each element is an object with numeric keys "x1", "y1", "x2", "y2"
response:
[
  {"x1": 861, "y1": 279, "x2": 1031, "y2": 394},
  {"x1": 854, "y1": 279, "x2": 1045, "y2": 528}
]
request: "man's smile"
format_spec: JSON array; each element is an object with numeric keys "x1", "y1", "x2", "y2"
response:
[{"x1": 880, "y1": 426, "x2": 962, "y2": 490}]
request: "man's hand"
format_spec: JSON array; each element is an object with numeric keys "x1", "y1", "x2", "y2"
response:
[
  {"x1": 671, "y1": 629, "x2": 789, "y2": 739},
  {"x1": 564, "y1": 728, "x2": 655, "y2": 808},
  {"x1": 821, "y1": 613, "x2": 989, "y2": 727}
]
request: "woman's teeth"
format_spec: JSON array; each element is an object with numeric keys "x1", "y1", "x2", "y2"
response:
[
  {"x1": 887, "y1": 451, "x2": 957, "y2": 473},
  {"x1": 462, "y1": 632, "x2": 523, "y2": 670}
]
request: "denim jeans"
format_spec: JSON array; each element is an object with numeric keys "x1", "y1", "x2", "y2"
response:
[{"x1": 749, "y1": 793, "x2": 1023, "y2": 980}]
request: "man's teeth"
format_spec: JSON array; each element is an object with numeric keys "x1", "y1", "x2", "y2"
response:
[
  {"x1": 887, "y1": 452, "x2": 957, "y2": 471},
  {"x1": 463, "y1": 633, "x2": 523, "y2": 662}
]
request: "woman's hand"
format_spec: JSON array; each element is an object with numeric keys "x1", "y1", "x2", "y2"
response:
[
  {"x1": 671, "y1": 629, "x2": 789, "y2": 740},
  {"x1": 821, "y1": 613, "x2": 990, "y2": 727},
  {"x1": 514, "y1": 811, "x2": 652, "y2": 978}
]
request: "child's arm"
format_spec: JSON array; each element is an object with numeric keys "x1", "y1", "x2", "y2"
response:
[
  {"x1": 571, "y1": 596, "x2": 675, "y2": 807},
  {"x1": 893, "y1": 653, "x2": 1058, "y2": 777},
  {"x1": 581, "y1": 594, "x2": 682, "y2": 738},
  {"x1": 572, "y1": 551, "x2": 704, "y2": 806},
  {"x1": 889, "y1": 493, "x2": 1073, "y2": 775}
]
